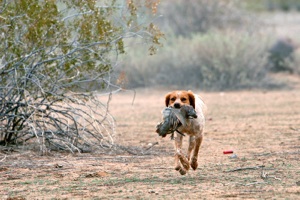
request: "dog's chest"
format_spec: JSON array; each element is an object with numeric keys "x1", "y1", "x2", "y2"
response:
[{"x1": 177, "y1": 118, "x2": 203, "y2": 136}]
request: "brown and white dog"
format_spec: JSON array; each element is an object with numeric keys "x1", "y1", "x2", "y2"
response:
[{"x1": 165, "y1": 90, "x2": 205, "y2": 175}]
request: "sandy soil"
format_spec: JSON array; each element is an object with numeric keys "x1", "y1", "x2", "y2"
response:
[{"x1": 0, "y1": 85, "x2": 300, "y2": 199}]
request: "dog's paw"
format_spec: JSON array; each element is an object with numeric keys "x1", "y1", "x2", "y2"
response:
[
  {"x1": 175, "y1": 165, "x2": 181, "y2": 171},
  {"x1": 190, "y1": 157, "x2": 198, "y2": 170},
  {"x1": 177, "y1": 153, "x2": 190, "y2": 171},
  {"x1": 178, "y1": 168, "x2": 187, "y2": 175}
]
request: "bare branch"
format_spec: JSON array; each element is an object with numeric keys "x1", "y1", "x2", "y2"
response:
[{"x1": 225, "y1": 165, "x2": 265, "y2": 173}]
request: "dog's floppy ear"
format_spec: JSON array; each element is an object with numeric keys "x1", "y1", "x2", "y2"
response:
[
  {"x1": 187, "y1": 90, "x2": 195, "y2": 109},
  {"x1": 165, "y1": 93, "x2": 171, "y2": 107}
]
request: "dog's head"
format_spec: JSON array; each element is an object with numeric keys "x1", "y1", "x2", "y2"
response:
[{"x1": 165, "y1": 90, "x2": 195, "y2": 109}]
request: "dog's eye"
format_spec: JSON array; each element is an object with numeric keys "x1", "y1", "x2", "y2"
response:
[
  {"x1": 181, "y1": 97, "x2": 187, "y2": 101},
  {"x1": 170, "y1": 97, "x2": 176, "y2": 101}
]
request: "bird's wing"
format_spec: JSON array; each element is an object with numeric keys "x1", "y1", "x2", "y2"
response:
[{"x1": 171, "y1": 108, "x2": 187, "y2": 126}]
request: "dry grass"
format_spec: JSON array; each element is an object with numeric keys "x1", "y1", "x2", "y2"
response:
[{"x1": 0, "y1": 84, "x2": 300, "y2": 199}]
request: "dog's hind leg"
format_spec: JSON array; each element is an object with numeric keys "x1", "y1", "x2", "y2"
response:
[
  {"x1": 190, "y1": 133, "x2": 203, "y2": 170},
  {"x1": 187, "y1": 136, "x2": 196, "y2": 161}
]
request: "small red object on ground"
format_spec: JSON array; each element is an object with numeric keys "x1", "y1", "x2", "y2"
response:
[{"x1": 223, "y1": 150, "x2": 233, "y2": 154}]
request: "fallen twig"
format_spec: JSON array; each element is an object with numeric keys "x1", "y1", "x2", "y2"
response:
[
  {"x1": 245, "y1": 181, "x2": 266, "y2": 186},
  {"x1": 152, "y1": 167, "x2": 173, "y2": 170},
  {"x1": 0, "y1": 155, "x2": 7, "y2": 162},
  {"x1": 289, "y1": 126, "x2": 299, "y2": 131},
  {"x1": 230, "y1": 181, "x2": 266, "y2": 186},
  {"x1": 121, "y1": 148, "x2": 139, "y2": 155},
  {"x1": 269, "y1": 176, "x2": 281, "y2": 181},
  {"x1": 144, "y1": 142, "x2": 159, "y2": 152},
  {"x1": 261, "y1": 169, "x2": 281, "y2": 181},
  {"x1": 225, "y1": 165, "x2": 265, "y2": 172},
  {"x1": 255, "y1": 151, "x2": 300, "y2": 157}
]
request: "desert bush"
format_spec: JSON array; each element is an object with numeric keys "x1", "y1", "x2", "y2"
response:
[
  {"x1": 286, "y1": 49, "x2": 300, "y2": 74},
  {"x1": 122, "y1": 31, "x2": 271, "y2": 90},
  {"x1": 0, "y1": 0, "x2": 162, "y2": 152},
  {"x1": 268, "y1": 38, "x2": 298, "y2": 72}
]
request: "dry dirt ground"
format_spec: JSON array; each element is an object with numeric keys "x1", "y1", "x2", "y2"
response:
[{"x1": 1, "y1": 85, "x2": 300, "y2": 199}]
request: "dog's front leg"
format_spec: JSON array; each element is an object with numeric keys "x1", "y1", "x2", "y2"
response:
[
  {"x1": 174, "y1": 134, "x2": 190, "y2": 175},
  {"x1": 174, "y1": 134, "x2": 183, "y2": 171}
]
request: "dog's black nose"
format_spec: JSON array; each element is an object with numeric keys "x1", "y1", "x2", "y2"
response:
[{"x1": 174, "y1": 103, "x2": 181, "y2": 108}]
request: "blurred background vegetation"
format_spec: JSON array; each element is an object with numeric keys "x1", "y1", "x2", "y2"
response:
[{"x1": 118, "y1": 0, "x2": 300, "y2": 90}]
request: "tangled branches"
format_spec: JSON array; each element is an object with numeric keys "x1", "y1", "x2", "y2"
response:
[
  {"x1": 0, "y1": 83, "x2": 116, "y2": 153},
  {"x1": 0, "y1": 0, "x2": 162, "y2": 153}
]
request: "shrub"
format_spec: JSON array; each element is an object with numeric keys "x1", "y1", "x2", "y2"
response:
[
  {"x1": 0, "y1": 0, "x2": 162, "y2": 152},
  {"x1": 286, "y1": 49, "x2": 300, "y2": 74},
  {"x1": 122, "y1": 31, "x2": 271, "y2": 90},
  {"x1": 268, "y1": 38, "x2": 298, "y2": 72}
]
